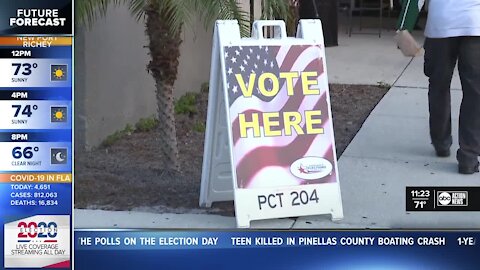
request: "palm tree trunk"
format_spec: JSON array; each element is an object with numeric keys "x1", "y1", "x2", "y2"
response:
[{"x1": 145, "y1": 2, "x2": 181, "y2": 171}]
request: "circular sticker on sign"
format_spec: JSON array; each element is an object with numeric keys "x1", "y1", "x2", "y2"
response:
[{"x1": 290, "y1": 157, "x2": 333, "y2": 180}]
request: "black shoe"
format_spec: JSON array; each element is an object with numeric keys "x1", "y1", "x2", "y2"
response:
[
  {"x1": 456, "y1": 150, "x2": 479, "y2": 174},
  {"x1": 435, "y1": 148, "x2": 450, "y2": 157},
  {"x1": 459, "y1": 165, "x2": 479, "y2": 174},
  {"x1": 458, "y1": 162, "x2": 480, "y2": 174}
]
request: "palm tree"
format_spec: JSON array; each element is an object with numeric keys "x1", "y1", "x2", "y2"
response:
[{"x1": 77, "y1": 0, "x2": 289, "y2": 171}]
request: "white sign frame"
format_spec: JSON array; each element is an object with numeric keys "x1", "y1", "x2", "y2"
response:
[{"x1": 200, "y1": 20, "x2": 343, "y2": 228}]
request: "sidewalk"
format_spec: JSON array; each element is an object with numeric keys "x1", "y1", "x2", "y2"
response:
[
  {"x1": 76, "y1": 31, "x2": 478, "y2": 229},
  {"x1": 331, "y1": 58, "x2": 480, "y2": 229}
]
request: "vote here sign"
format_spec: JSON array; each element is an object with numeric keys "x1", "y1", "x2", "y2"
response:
[
  {"x1": 224, "y1": 44, "x2": 337, "y2": 189},
  {"x1": 201, "y1": 20, "x2": 343, "y2": 227}
]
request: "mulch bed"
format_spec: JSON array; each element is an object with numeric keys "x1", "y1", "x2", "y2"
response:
[{"x1": 74, "y1": 84, "x2": 388, "y2": 216}]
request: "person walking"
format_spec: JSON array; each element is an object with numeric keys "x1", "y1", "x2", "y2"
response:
[{"x1": 424, "y1": 0, "x2": 480, "y2": 174}]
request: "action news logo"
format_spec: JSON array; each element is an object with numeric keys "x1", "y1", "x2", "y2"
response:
[{"x1": 436, "y1": 191, "x2": 468, "y2": 207}]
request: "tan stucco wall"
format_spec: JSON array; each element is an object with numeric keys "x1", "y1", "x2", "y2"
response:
[
  {"x1": 76, "y1": 5, "x2": 214, "y2": 150},
  {"x1": 175, "y1": 24, "x2": 213, "y2": 96},
  {"x1": 75, "y1": 1, "x2": 266, "y2": 150},
  {"x1": 78, "y1": 7, "x2": 156, "y2": 150}
]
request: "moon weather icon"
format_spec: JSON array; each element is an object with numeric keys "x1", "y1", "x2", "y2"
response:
[
  {"x1": 56, "y1": 152, "x2": 65, "y2": 162},
  {"x1": 51, "y1": 148, "x2": 68, "y2": 165}
]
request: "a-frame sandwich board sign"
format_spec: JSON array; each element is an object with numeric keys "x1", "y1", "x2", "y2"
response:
[{"x1": 200, "y1": 19, "x2": 343, "y2": 228}]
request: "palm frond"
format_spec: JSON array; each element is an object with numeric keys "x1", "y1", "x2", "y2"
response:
[
  {"x1": 126, "y1": 0, "x2": 148, "y2": 21},
  {"x1": 156, "y1": 0, "x2": 197, "y2": 35},
  {"x1": 218, "y1": 0, "x2": 251, "y2": 36},
  {"x1": 77, "y1": 0, "x2": 196, "y2": 35},
  {"x1": 76, "y1": 0, "x2": 126, "y2": 27},
  {"x1": 76, "y1": 0, "x2": 290, "y2": 36},
  {"x1": 260, "y1": 0, "x2": 290, "y2": 21},
  {"x1": 194, "y1": 0, "x2": 250, "y2": 36}
]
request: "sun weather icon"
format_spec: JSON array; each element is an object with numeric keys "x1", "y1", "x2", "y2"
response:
[
  {"x1": 51, "y1": 106, "x2": 68, "y2": 123},
  {"x1": 51, "y1": 64, "x2": 68, "y2": 81}
]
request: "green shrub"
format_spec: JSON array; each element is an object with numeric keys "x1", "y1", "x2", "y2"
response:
[
  {"x1": 175, "y1": 92, "x2": 198, "y2": 115},
  {"x1": 193, "y1": 122, "x2": 206, "y2": 132},
  {"x1": 124, "y1": 124, "x2": 135, "y2": 134},
  {"x1": 135, "y1": 117, "x2": 158, "y2": 132},
  {"x1": 101, "y1": 124, "x2": 133, "y2": 147},
  {"x1": 102, "y1": 131, "x2": 123, "y2": 147},
  {"x1": 101, "y1": 122, "x2": 143, "y2": 147}
]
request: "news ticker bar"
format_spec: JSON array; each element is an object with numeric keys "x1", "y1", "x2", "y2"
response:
[
  {"x1": 75, "y1": 230, "x2": 478, "y2": 250},
  {"x1": 406, "y1": 187, "x2": 480, "y2": 211},
  {"x1": 74, "y1": 230, "x2": 480, "y2": 269}
]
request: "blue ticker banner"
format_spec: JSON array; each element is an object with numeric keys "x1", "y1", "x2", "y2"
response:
[
  {"x1": 0, "y1": 130, "x2": 72, "y2": 143},
  {"x1": 0, "y1": 88, "x2": 72, "y2": 100},
  {"x1": 0, "y1": 47, "x2": 72, "y2": 59},
  {"x1": 74, "y1": 230, "x2": 480, "y2": 270}
]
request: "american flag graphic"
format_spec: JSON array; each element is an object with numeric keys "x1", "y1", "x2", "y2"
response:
[{"x1": 224, "y1": 45, "x2": 337, "y2": 189}]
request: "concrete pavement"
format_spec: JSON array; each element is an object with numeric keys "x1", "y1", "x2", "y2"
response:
[
  {"x1": 338, "y1": 86, "x2": 480, "y2": 229},
  {"x1": 75, "y1": 30, "x2": 479, "y2": 229},
  {"x1": 325, "y1": 30, "x2": 414, "y2": 86}
]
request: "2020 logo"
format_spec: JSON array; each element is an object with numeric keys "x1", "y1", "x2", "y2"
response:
[{"x1": 17, "y1": 221, "x2": 58, "y2": 239}]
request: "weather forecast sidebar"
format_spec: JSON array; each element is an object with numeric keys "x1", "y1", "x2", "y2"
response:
[{"x1": 0, "y1": 1, "x2": 74, "y2": 269}]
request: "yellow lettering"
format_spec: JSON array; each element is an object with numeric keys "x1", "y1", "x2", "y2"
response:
[
  {"x1": 283, "y1": 111, "x2": 304, "y2": 136},
  {"x1": 279, "y1": 72, "x2": 299, "y2": 96},
  {"x1": 235, "y1": 74, "x2": 256, "y2": 97},
  {"x1": 239, "y1": 113, "x2": 261, "y2": 138},
  {"x1": 263, "y1": 112, "x2": 281, "y2": 137},
  {"x1": 301, "y1": 71, "x2": 320, "y2": 95},
  {"x1": 258, "y1": 73, "x2": 280, "y2": 97},
  {"x1": 305, "y1": 110, "x2": 324, "y2": 134}
]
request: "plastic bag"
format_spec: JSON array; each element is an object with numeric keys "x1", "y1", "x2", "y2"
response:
[{"x1": 395, "y1": 30, "x2": 424, "y2": 57}]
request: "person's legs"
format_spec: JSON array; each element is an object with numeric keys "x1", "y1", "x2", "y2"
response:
[
  {"x1": 423, "y1": 37, "x2": 459, "y2": 155},
  {"x1": 456, "y1": 36, "x2": 480, "y2": 173}
]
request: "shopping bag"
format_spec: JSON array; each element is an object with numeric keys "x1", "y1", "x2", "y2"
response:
[
  {"x1": 396, "y1": 0, "x2": 425, "y2": 32},
  {"x1": 395, "y1": 30, "x2": 424, "y2": 57},
  {"x1": 395, "y1": 0, "x2": 425, "y2": 57}
]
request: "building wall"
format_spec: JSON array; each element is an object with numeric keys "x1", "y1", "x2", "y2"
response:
[
  {"x1": 75, "y1": 1, "x2": 265, "y2": 150},
  {"x1": 75, "y1": 5, "x2": 214, "y2": 150}
]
